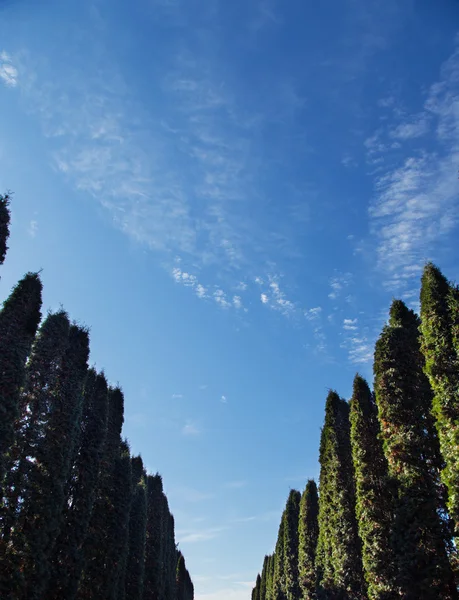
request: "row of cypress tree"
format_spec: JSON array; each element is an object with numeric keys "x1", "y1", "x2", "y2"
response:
[
  {"x1": 0, "y1": 194, "x2": 195, "y2": 600},
  {"x1": 252, "y1": 263, "x2": 459, "y2": 599}
]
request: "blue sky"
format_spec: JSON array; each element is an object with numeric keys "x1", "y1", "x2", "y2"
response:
[{"x1": 1, "y1": 0, "x2": 459, "y2": 598}]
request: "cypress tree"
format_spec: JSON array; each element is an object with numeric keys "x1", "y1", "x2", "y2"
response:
[
  {"x1": 260, "y1": 555, "x2": 269, "y2": 600},
  {"x1": 254, "y1": 574, "x2": 262, "y2": 600},
  {"x1": 143, "y1": 474, "x2": 165, "y2": 600},
  {"x1": 0, "y1": 192, "x2": 11, "y2": 265},
  {"x1": 77, "y1": 387, "x2": 125, "y2": 600},
  {"x1": 298, "y1": 480, "x2": 319, "y2": 600},
  {"x1": 124, "y1": 457, "x2": 147, "y2": 600},
  {"x1": 18, "y1": 324, "x2": 89, "y2": 600},
  {"x1": 374, "y1": 300, "x2": 457, "y2": 599},
  {"x1": 176, "y1": 552, "x2": 187, "y2": 600},
  {"x1": 349, "y1": 375, "x2": 397, "y2": 600},
  {"x1": 46, "y1": 369, "x2": 109, "y2": 600},
  {"x1": 2, "y1": 310, "x2": 70, "y2": 543},
  {"x1": 273, "y1": 513, "x2": 286, "y2": 600},
  {"x1": 420, "y1": 263, "x2": 459, "y2": 542},
  {"x1": 0, "y1": 273, "x2": 42, "y2": 493},
  {"x1": 316, "y1": 391, "x2": 365, "y2": 599},
  {"x1": 284, "y1": 490, "x2": 301, "y2": 600}
]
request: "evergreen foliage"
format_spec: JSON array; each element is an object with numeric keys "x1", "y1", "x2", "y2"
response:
[
  {"x1": 260, "y1": 555, "x2": 269, "y2": 600},
  {"x1": 298, "y1": 480, "x2": 319, "y2": 600},
  {"x1": 374, "y1": 299, "x2": 457, "y2": 599},
  {"x1": 18, "y1": 324, "x2": 89, "y2": 600},
  {"x1": 316, "y1": 391, "x2": 365, "y2": 599},
  {"x1": 420, "y1": 263, "x2": 459, "y2": 542},
  {"x1": 144, "y1": 473, "x2": 165, "y2": 600},
  {"x1": 0, "y1": 192, "x2": 11, "y2": 266},
  {"x1": 349, "y1": 375, "x2": 396, "y2": 600},
  {"x1": 283, "y1": 490, "x2": 301, "y2": 600},
  {"x1": 47, "y1": 369, "x2": 109, "y2": 600},
  {"x1": 273, "y1": 513, "x2": 286, "y2": 600},
  {"x1": 125, "y1": 458, "x2": 148, "y2": 600},
  {"x1": 0, "y1": 273, "x2": 42, "y2": 495}
]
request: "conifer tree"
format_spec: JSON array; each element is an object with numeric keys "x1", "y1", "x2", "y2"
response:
[
  {"x1": 18, "y1": 324, "x2": 89, "y2": 600},
  {"x1": 284, "y1": 490, "x2": 301, "y2": 600},
  {"x1": 298, "y1": 480, "x2": 319, "y2": 600},
  {"x1": 420, "y1": 263, "x2": 459, "y2": 542},
  {"x1": 316, "y1": 391, "x2": 365, "y2": 599},
  {"x1": 374, "y1": 300, "x2": 457, "y2": 599},
  {"x1": 273, "y1": 513, "x2": 286, "y2": 600},
  {"x1": 124, "y1": 457, "x2": 147, "y2": 600},
  {"x1": 0, "y1": 192, "x2": 11, "y2": 265},
  {"x1": 254, "y1": 574, "x2": 262, "y2": 600},
  {"x1": 176, "y1": 552, "x2": 187, "y2": 600},
  {"x1": 2, "y1": 310, "x2": 70, "y2": 543},
  {"x1": 0, "y1": 273, "x2": 42, "y2": 493},
  {"x1": 46, "y1": 369, "x2": 109, "y2": 600},
  {"x1": 77, "y1": 387, "x2": 125, "y2": 599},
  {"x1": 349, "y1": 375, "x2": 396, "y2": 600},
  {"x1": 260, "y1": 555, "x2": 269, "y2": 600},
  {"x1": 143, "y1": 473, "x2": 165, "y2": 600}
]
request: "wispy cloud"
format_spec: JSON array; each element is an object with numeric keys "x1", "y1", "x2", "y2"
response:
[
  {"x1": 328, "y1": 272, "x2": 352, "y2": 300},
  {"x1": 220, "y1": 395, "x2": 227, "y2": 404},
  {"x1": 367, "y1": 39, "x2": 459, "y2": 291},
  {"x1": 343, "y1": 318, "x2": 358, "y2": 331},
  {"x1": 177, "y1": 526, "x2": 227, "y2": 544},
  {"x1": 172, "y1": 393, "x2": 184, "y2": 399},
  {"x1": 0, "y1": 51, "x2": 18, "y2": 87},
  {"x1": 28, "y1": 220, "x2": 38, "y2": 237},
  {"x1": 182, "y1": 421, "x2": 201, "y2": 436},
  {"x1": 223, "y1": 480, "x2": 246, "y2": 489},
  {"x1": 259, "y1": 276, "x2": 295, "y2": 316}
]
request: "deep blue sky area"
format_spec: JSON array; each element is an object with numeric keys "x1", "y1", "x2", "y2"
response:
[{"x1": 1, "y1": 1, "x2": 459, "y2": 598}]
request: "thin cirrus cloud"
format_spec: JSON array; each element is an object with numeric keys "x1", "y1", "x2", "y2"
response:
[
  {"x1": 366, "y1": 40, "x2": 459, "y2": 293},
  {"x1": 0, "y1": 51, "x2": 18, "y2": 87}
]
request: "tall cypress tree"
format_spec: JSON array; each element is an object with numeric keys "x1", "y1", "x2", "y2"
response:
[
  {"x1": 349, "y1": 375, "x2": 396, "y2": 600},
  {"x1": 0, "y1": 192, "x2": 11, "y2": 266},
  {"x1": 260, "y1": 555, "x2": 269, "y2": 600},
  {"x1": 284, "y1": 490, "x2": 301, "y2": 600},
  {"x1": 124, "y1": 457, "x2": 147, "y2": 600},
  {"x1": 77, "y1": 387, "x2": 125, "y2": 600},
  {"x1": 254, "y1": 574, "x2": 262, "y2": 600},
  {"x1": 18, "y1": 324, "x2": 89, "y2": 600},
  {"x1": 143, "y1": 474, "x2": 165, "y2": 600},
  {"x1": 46, "y1": 369, "x2": 109, "y2": 600},
  {"x1": 316, "y1": 391, "x2": 365, "y2": 599},
  {"x1": 420, "y1": 263, "x2": 459, "y2": 543},
  {"x1": 2, "y1": 310, "x2": 70, "y2": 543},
  {"x1": 374, "y1": 300, "x2": 457, "y2": 599},
  {"x1": 176, "y1": 552, "x2": 187, "y2": 600},
  {"x1": 273, "y1": 513, "x2": 286, "y2": 600},
  {"x1": 0, "y1": 273, "x2": 42, "y2": 494},
  {"x1": 298, "y1": 480, "x2": 319, "y2": 600}
]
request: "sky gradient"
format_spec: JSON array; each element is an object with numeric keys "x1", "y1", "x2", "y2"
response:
[{"x1": 1, "y1": 1, "x2": 459, "y2": 599}]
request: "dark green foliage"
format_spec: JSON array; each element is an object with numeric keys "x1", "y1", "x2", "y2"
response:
[
  {"x1": 0, "y1": 273, "x2": 42, "y2": 494},
  {"x1": 0, "y1": 192, "x2": 11, "y2": 265},
  {"x1": 143, "y1": 473, "x2": 165, "y2": 600},
  {"x1": 77, "y1": 387, "x2": 126, "y2": 599},
  {"x1": 260, "y1": 555, "x2": 269, "y2": 600},
  {"x1": 253, "y1": 574, "x2": 262, "y2": 600},
  {"x1": 0, "y1": 201, "x2": 194, "y2": 600},
  {"x1": 17, "y1": 324, "x2": 89, "y2": 600},
  {"x1": 46, "y1": 369, "x2": 109, "y2": 600},
  {"x1": 2, "y1": 310, "x2": 70, "y2": 542},
  {"x1": 349, "y1": 375, "x2": 397, "y2": 600},
  {"x1": 284, "y1": 490, "x2": 301, "y2": 600},
  {"x1": 125, "y1": 458, "x2": 147, "y2": 600},
  {"x1": 177, "y1": 552, "x2": 193, "y2": 600},
  {"x1": 420, "y1": 263, "x2": 459, "y2": 541},
  {"x1": 316, "y1": 391, "x2": 365, "y2": 599},
  {"x1": 374, "y1": 300, "x2": 457, "y2": 599},
  {"x1": 273, "y1": 513, "x2": 286, "y2": 600},
  {"x1": 298, "y1": 480, "x2": 319, "y2": 600}
]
